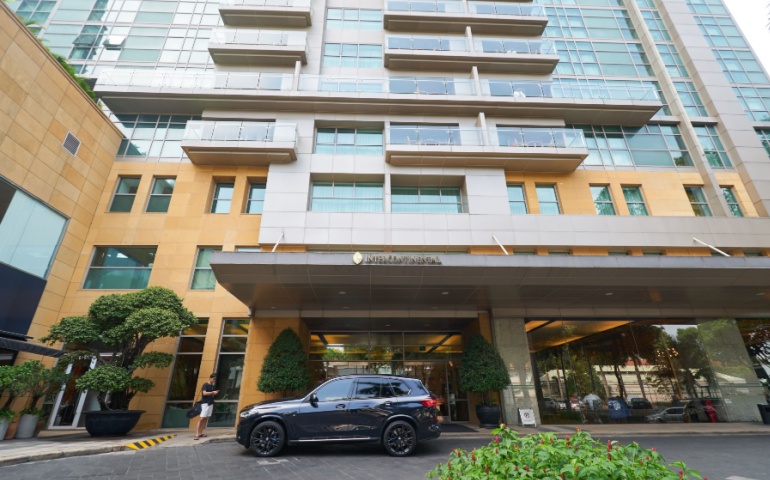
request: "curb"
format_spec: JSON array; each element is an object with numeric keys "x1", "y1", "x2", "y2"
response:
[
  {"x1": 125, "y1": 435, "x2": 176, "y2": 451},
  {"x1": 0, "y1": 445, "x2": 125, "y2": 468}
]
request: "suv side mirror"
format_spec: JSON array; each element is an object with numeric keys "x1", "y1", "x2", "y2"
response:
[{"x1": 309, "y1": 393, "x2": 318, "y2": 404}]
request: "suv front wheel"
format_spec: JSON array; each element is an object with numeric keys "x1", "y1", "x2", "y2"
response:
[
  {"x1": 250, "y1": 420, "x2": 285, "y2": 457},
  {"x1": 382, "y1": 420, "x2": 417, "y2": 457}
]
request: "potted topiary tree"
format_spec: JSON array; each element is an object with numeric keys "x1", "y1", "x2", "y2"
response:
[
  {"x1": 458, "y1": 334, "x2": 511, "y2": 428},
  {"x1": 258, "y1": 328, "x2": 311, "y2": 397},
  {"x1": 0, "y1": 365, "x2": 15, "y2": 441},
  {"x1": 13, "y1": 361, "x2": 69, "y2": 439},
  {"x1": 41, "y1": 286, "x2": 196, "y2": 436}
]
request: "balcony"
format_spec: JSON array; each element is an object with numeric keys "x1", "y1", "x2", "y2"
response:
[
  {"x1": 218, "y1": 0, "x2": 312, "y2": 27},
  {"x1": 94, "y1": 71, "x2": 662, "y2": 126},
  {"x1": 181, "y1": 121, "x2": 298, "y2": 165},
  {"x1": 208, "y1": 29, "x2": 307, "y2": 65},
  {"x1": 385, "y1": 126, "x2": 588, "y2": 171},
  {"x1": 384, "y1": 0, "x2": 548, "y2": 35},
  {"x1": 384, "y1": 35, "x2": 559, "y2": 73}
]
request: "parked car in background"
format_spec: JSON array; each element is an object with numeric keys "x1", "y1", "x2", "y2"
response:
[
  {"x1": 628, "y1": 397, "x2": 653, "y2": 409},
  {"x1": 236, "y1": 375, "x2": 440, "y2": 457},
  {"x1": 542, "y1": 397, "x2": 559, "y2": 410},
  {"x1": 645, "y1": 407, "x2": 685, "y2": 423},
  {"x1": 557, "y1": 399, "x2": 567, "y2": 410}
]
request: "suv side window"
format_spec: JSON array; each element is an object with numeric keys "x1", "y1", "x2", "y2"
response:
[
  {"x1": 389, "y1": 379, "x2": 411, "y2": 396},
  {"x1": 353, "y1": 378, "x2": 388, "y2": 399},
  {"x1": 314, "y1": 378, "x2": 354, "y2": 402}
]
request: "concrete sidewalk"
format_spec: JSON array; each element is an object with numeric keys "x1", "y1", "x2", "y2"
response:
[{"x1": 0, "y1": 422, "x2": 767, "y2": 468}]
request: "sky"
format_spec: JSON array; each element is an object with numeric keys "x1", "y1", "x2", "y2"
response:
[{"x1": 723, "y1": 0, "x2": 770, "y2": 74}]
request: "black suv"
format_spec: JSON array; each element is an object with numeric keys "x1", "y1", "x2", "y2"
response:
[{"x1": 236, "y1": 375, "x2": 441, "y2": 457}]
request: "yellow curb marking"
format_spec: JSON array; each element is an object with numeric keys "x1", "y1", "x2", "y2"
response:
[{"x1": 125, "y1": 434, "x2": 176, "y2": 450}]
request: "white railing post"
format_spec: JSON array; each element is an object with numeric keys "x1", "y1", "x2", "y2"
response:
[
  {"x1": 471, "y1": 66, "x2": 482, "y2": 97},
  {"x1": 292, "y1": 60, "x2": 301, "y2": 91},
  {"x1": 466, "y1": 26, "x2": 474, "y2": 52}
]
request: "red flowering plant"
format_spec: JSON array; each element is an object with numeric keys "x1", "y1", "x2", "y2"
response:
[{"x1": 426, "y1": 425, "x2": 705, "y2": 480}]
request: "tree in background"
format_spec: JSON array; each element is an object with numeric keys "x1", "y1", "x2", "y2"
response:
[{"x1": 258, "y1": 328, "x2": 311, "y2": 397}]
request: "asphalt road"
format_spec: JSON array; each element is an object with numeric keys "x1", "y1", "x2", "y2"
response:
[{"x1": 1, "y1": 435, "x2": 768, "y2": 479}]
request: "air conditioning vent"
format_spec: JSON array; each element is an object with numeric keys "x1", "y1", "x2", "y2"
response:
[{"x1": 62, "y1": 132, "x2": 81, "y2": 156}]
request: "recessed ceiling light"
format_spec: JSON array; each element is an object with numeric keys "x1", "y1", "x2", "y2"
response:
[
  {"x1": 339, "y1": 291, "x2": 346, "y2": 295},
  {"x1": 605, "y1": 292, "x2": 614, "y2": 296},
  {"x1": 385, "y1": 324, "x2": 391, "y2": 327},
  {"x1": 343, "y1": 306, "x2": 349, "y2": 309},
  {"x1": 757, "y1": 292, "x2": 766, "y2": 296},
  {"x1": 270, "y1": 306, "x2": 276, "y2": 309},
  {"x1": 441, "y1": 291, "x2": 449, "y2": 295}
]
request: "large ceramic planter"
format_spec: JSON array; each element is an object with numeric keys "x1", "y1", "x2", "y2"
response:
[
  {"x1": 476, "y1": 404, "x2": 501, "y2": 428},
  {"x1": 83, "y1": 410, "x2": 145, "y2": 437},
  {"x1": 0, "y1": 418, "x2": 9, "y2": 441},
  {"x1": 14, "y1": 414, "x2": 40, "y2": 439}
]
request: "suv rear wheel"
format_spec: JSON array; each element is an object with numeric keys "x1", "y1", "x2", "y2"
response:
[
  {"x1": 250, "y1": 420, "x2": 285, "y2": 457},
  {"x1": 383, "y1": 420, "x2": 416, "y2": 457}
]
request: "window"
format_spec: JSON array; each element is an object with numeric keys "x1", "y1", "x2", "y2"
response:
[
  {"x1": 721, "y1": 186, "x2": 743, "y2": 217},
  {"x1": 590, "y1": 185, "x2": 616, "y2": 215},
  {"x1": 507, "y1": 185, "x2": 528, "y2": 214},
  {"x1": 246, "y1": 183, "x2": 265, "y2": 214},
  {"x1": 536, "y1": 185, "x2": 561, "y2": 215},
  {"x1": 757, "y1": 129, "x2": 770, "y2": 156},
  {"x1": 391, "y1": 186, "x2": 462, "y2": 213},
  {"x1": 0, "y1": 177, "x2": 67, "y2": 278},
  {"x1": 326, "y1": 9, "x2": 382, "y2": 30},
  {"x1": 622, "y1": 186, "x2": 648, "y2": 216},
  {"x1": 115, "y1": 114, "x2": 199, "y2": 161},
  {"x1": 315, "y1": 378, "x2": 354, "y2": 402},
  {"x1": 580, "y1": 124, "x2": 691, "y2": 167},
  {"x1": 211, "y1": 182, "x2": 234, "y2": 213},
  {"x1": 83, "y1": 246, "x2": 156, "y2": 289},
  {"x1": 310, "y1": 182, "x2": 383, "y2": 212},
  {"x1": 353, "y1": 378, "x2": 394, "y2": 399},
  {"x1": 684, "y1": 186, "x2": 712, "y2": 217},
  {"x1": 693, "y1": 125, "x2": 731, "y2": 168},
  {"x1": 315, "y1": 128, "x2": 383, "y2": 155},
  {"x1": 235, "y1": 246, "x2": 261, "y2": 252},
  {"x1": 146, "y1": 177, "x2": 175, "y2": 212},
  {"x1": 191, "y1": 247, "x2": 221, "y2": 290},
  {"x1": 162, "y1": 319, "x2": 208, "y2": 428},
  {"x1": 322, "y1": 43, "x2": 382, "y2": 68},
  {"x1": 212, "y1": 319, "x2": 249, "y2": 427},
  {"x1": 109, "y1": 177, "x2": 140, "y2": 212}
]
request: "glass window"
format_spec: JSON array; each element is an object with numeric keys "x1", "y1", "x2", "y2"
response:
[
  {"x1": 389, "y1": 379, "x2": 411, "y2": 396},
  {"x1": 162, "y1": 318, "x2": 208, "y2": 428},
  {"x1": 693, "y1": 125, "x2": 731, "y2": 168},
  {"x1": 310, "y1": 181, "x2": 383, "y2": 212},
  {"x1": 83, "y1": 246, "x2": 156, "y2": 289},
  {"x1": 314, "y1": 378, "x2": 354, "y2": 402},
  {"x1": 622, "y1": 186, "x2": 648, "y2": 216},
  {"x1": 211, "y1": 182, "x2": 234, "y2": 213},
  {"x1": 353, "y1": 378, "x2": 393, "y2": 399},
  {"x1": 578, "y1": 124, "x2": 691, "y2": 168},
  {"x1": 391, "y1": 186, "x2": 463, "y2": 213},
  {"x1": 191, "y1": 247, "x2": 221, "y2": 290},
  {"x1": 536, "y1": 185, "x2": 561, "y2": 215},
  {"x1": 326, "y1": 8, "x2": 382, "y2": 30},
  {"x1": 507, "y1": 185, "x2": 528, "y2": 214},
  {"x1": 246, "y1": 183, "x2": 266, "y2": 214},
  {"x1": 0, "y1": 178, "x2": 67, "y2": 278},
  {"x1": 315, "y1": 128, "x2": 383, "y2": 155},
  {"x1": 115, "y1": 114, "x2": 199, "y2": 162},
  {"x1": 146, "y1": 177, "x2": 175, "y2": 213},
  {"x1": 109, "y1": 177, "x2": 140, "y2": 212},
  {"x1": 322, "y1": 43, "x2": 382, "y2": 68},
  {"x1": 684, "y1": 186, "x2": 712, "y2": 217},
  {"x1": 757, "y1": 129, "x2": 770, "y2": 157},
  {"x1": 210, "y1": 318, "x2": 250, "y2": 427},
  {"x1": 721, "y1": 186, "x2": 743, "y2": 217},
  {"x1": 590, "y1": 185, "x2": 616, "y2": 215}
]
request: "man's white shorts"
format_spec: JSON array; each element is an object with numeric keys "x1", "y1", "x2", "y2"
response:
[{"x1": 200, "y1": 404, "x2": 214, "y2": 418}]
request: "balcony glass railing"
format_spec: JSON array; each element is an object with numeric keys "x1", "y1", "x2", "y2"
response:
[
  {"x1": 385, "y1": 0, "x2": 464, "y2": 13},
  {"x1": 386, "y1": 127, "x2": 586, "y2": 149},
  {"x1": 299, "y1": 75, "x2": 475, "y2": 95},
  {"x1": 467, "y1": 2, "x2": 545, "y2": 16},
  {"x1": 183, "y1": 121, "x2": 297, "y2": 143},
  {"x1": 481, "y1": 80, "x2": 660, "y2": 101},
  {"x1": 386, "y1": 35, "x2": 469, "y2": 52},
  {"x1": 474, "y1": 38, "x2": 556, "y2": 55},
  {"x1": 95, "y1": 70, "x2": 294, "y2": 91},
  {"x1": 219, "y1": 0, "x2": 311, "y2": 6},
  {"x1": 210, "y1": 29, "x2": 307, "y2": 47}
]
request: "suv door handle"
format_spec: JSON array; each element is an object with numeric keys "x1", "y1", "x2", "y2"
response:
[
  {"x1": 384, "y1": 401, "x2": 392, "y2": 406},
  {"x1": 336, "y1": 404, "x2": 346, "y2": 409}
]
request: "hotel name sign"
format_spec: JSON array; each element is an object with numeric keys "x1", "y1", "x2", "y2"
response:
[{"x1": 353, "y1": 252, "x2": 442, "y2": 265}]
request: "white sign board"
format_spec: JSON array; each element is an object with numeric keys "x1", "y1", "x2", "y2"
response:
[{"x1": 519, "y1": 408, "x2": 537, "y2": 427}]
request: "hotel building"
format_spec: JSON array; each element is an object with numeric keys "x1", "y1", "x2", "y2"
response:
[{"x1": 3, "y1": 0, "x2": 770, "y2": 429}]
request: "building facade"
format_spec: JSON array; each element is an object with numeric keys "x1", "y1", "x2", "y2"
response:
[{"x1": 5, "y1": 0, "x2": 770, "y2": 429}]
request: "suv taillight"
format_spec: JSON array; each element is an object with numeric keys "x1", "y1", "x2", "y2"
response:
[{"x1": 420, "y1": 399, "x2": 438, "y2": 408}]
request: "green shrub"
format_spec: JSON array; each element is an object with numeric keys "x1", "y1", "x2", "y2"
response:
[
  {"x1": 458, "y1": 334, "x2": 510, "y2": 406},
  {"x1": 257, "y1": 328, "x2": 311, "y2": 397},
  {"x1": 427, "y1": 425, "x2": 704, "y2": 480}
]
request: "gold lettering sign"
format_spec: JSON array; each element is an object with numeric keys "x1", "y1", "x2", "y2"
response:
[{"x1": 361, "y1": 254, "x2": 442, "y2": 265}]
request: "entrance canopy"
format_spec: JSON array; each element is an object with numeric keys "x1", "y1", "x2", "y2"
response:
[{"x1": 210, "y1": 252, "x2": 770, "y2": 318}]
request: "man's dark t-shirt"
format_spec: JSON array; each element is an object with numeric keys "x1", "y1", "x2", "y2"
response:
[{"x1": 202, "y1": 382, "x2": 215, "y2": 405}]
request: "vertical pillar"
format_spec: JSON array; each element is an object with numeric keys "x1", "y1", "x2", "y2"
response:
[{"x1": 491, "y1": 317, "x2": 539, "y2": 426}]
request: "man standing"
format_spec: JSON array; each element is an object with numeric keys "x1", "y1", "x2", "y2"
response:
[{"x1": 195, "y1": 373, "x2": 219, "y2": 440}]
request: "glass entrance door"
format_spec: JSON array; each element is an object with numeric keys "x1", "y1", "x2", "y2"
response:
[{"x1": 48, "y1": 358, "x2": 101, "y2": 429}]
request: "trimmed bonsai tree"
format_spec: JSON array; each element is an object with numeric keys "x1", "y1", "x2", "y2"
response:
[
  {"x1": 257, "y1": 328, "x2": 311, "y2": 397},
  {"x1": 458, "y1": 334, "x2": 511, "y2": 406},
  {"x1": 41, "y1": 286, "x2": 196, "y2": 411}
]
